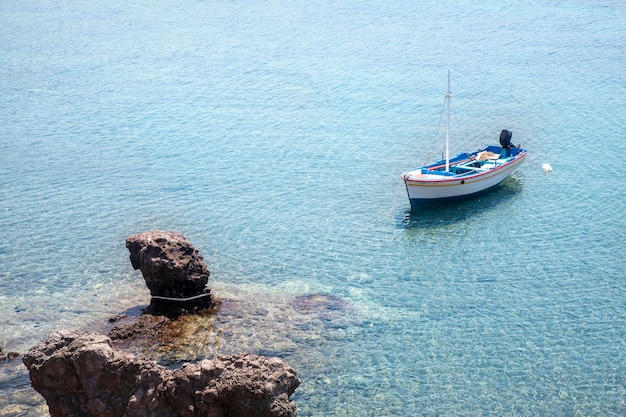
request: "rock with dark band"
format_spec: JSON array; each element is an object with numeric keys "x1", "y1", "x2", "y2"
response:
[{"x1": 125, "y1": 231, "x2": 214, "y2": 314}]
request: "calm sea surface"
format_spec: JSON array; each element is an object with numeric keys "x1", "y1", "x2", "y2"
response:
[{"x1": 1, "y1": 1, "x2": 625, "y2": 415}]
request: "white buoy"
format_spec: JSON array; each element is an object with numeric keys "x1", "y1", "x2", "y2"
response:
[{"x1": 542, "y1": 163, "x2": 553, "y2": 172}]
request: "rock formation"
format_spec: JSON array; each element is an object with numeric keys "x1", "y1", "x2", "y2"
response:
[
  {"x1": 22, "y1": 232, "x2": 302, "y2": 416},
  {"x1": 0, "y1": 346, "x2": 20, "y2": 362},
  {"x1": 112, "y1": 231, "x2": 220, "y2": 358},
  {"x1": 22, "y1": 330, "x2": 300, "y2": 417},
  {"x1": 125, "y1": 231, "x2": 214, "y2": 314}
]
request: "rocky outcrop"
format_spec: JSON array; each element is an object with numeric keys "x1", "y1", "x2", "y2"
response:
[
  {"x1": 125, "y1": 231, "x2": 214, "y2": 314},
  {"x1": 113, "y1": 231, "x2": 220, "y2": 354},
  {"x1": 22, "y1": 232, "x2": 302, "y2": 416},
  {"x1": 22, "y1": 330, "x2": 300, "y2": 417},
  {"x1": 0, "y1": 346, "x2": 20, "y2": 362}
]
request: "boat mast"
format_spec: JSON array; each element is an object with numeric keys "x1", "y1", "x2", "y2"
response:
[{"x1": 445, "y1": 70, "x2": 451, "y2": 172}]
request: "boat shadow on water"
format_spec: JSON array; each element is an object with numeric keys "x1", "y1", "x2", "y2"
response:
[{"x1": 397, "y1": 176, "x2": 524, "y2": 230}]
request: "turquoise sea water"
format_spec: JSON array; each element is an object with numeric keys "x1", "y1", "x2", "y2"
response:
[{"x1": 1, "y1": 1, "x2": 625, "y2": 415}]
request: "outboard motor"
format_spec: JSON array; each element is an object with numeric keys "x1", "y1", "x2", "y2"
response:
[{"x1": 499, "y1": 129, "x2": 513, "y2": 149}]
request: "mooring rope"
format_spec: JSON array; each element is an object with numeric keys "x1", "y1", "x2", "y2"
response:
[{"x1": 151, "y1": 293, "x2": 212, "y2": 302}]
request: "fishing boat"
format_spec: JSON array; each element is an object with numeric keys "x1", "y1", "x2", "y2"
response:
[{"x1": 401, "y1": 72, "x2": 528, "y2": 207}]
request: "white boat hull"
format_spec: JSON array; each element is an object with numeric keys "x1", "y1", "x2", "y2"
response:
[{"x1": 402, "y1": 151, "x2": 527, "y2": 204}]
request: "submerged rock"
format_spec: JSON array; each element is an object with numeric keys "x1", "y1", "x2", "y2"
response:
[
  {"x1": 108, "y1": 313, "x2": 171, "y2": 343},
  {"x1": 125, "y1": 231, "x2": 214, "y2": 314},
  {"x1": 292, "y1": 293, "x2": 348, "y2": 313},
  {"x1": 107, "y1": 309, "x2": 223, "y2": 364},
  {"x1": 0, "y1": 346, "x2": 20, "y2": 363},
  {"x1": 23, "y1": 330, "x2": 300, "y2": 417}
]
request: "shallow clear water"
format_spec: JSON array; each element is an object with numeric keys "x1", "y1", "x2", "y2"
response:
[{"x1": 1, "y1": 1, "x2": 625, "y2": 415}]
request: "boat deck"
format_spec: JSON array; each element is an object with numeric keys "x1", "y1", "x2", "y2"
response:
[{"x1": 404, "y1": 155, "x2": 514, "y2": 181}]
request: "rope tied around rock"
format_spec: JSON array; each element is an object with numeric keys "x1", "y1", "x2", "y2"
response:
[{"x1": 151, "y1": 293, "x2": 212, "y2": 302}]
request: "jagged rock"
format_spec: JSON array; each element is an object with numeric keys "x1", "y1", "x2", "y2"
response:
[
  {"x1": 23, "y1": 330, "x2": 300, "y2": 417},
  {"x1": 0, "y1": 346, "x2": 20, "y2": 363},
  {"x1": 125, "y1": 231, "x2": 214, "y2": 314}
]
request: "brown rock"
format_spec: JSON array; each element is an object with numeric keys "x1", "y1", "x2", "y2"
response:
[
  {"x1": 125, "y1": 231, "x2": 214, "y2": 314},
  {"x1": 23, "y1": 330, "x2": 300, "y2": 417},
  {"x1": 0, "y1": 346, "x2": 20, "y2": 363},
  {"x1": 108, "y1": 313, "x2": 171, "y2": 342}
]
